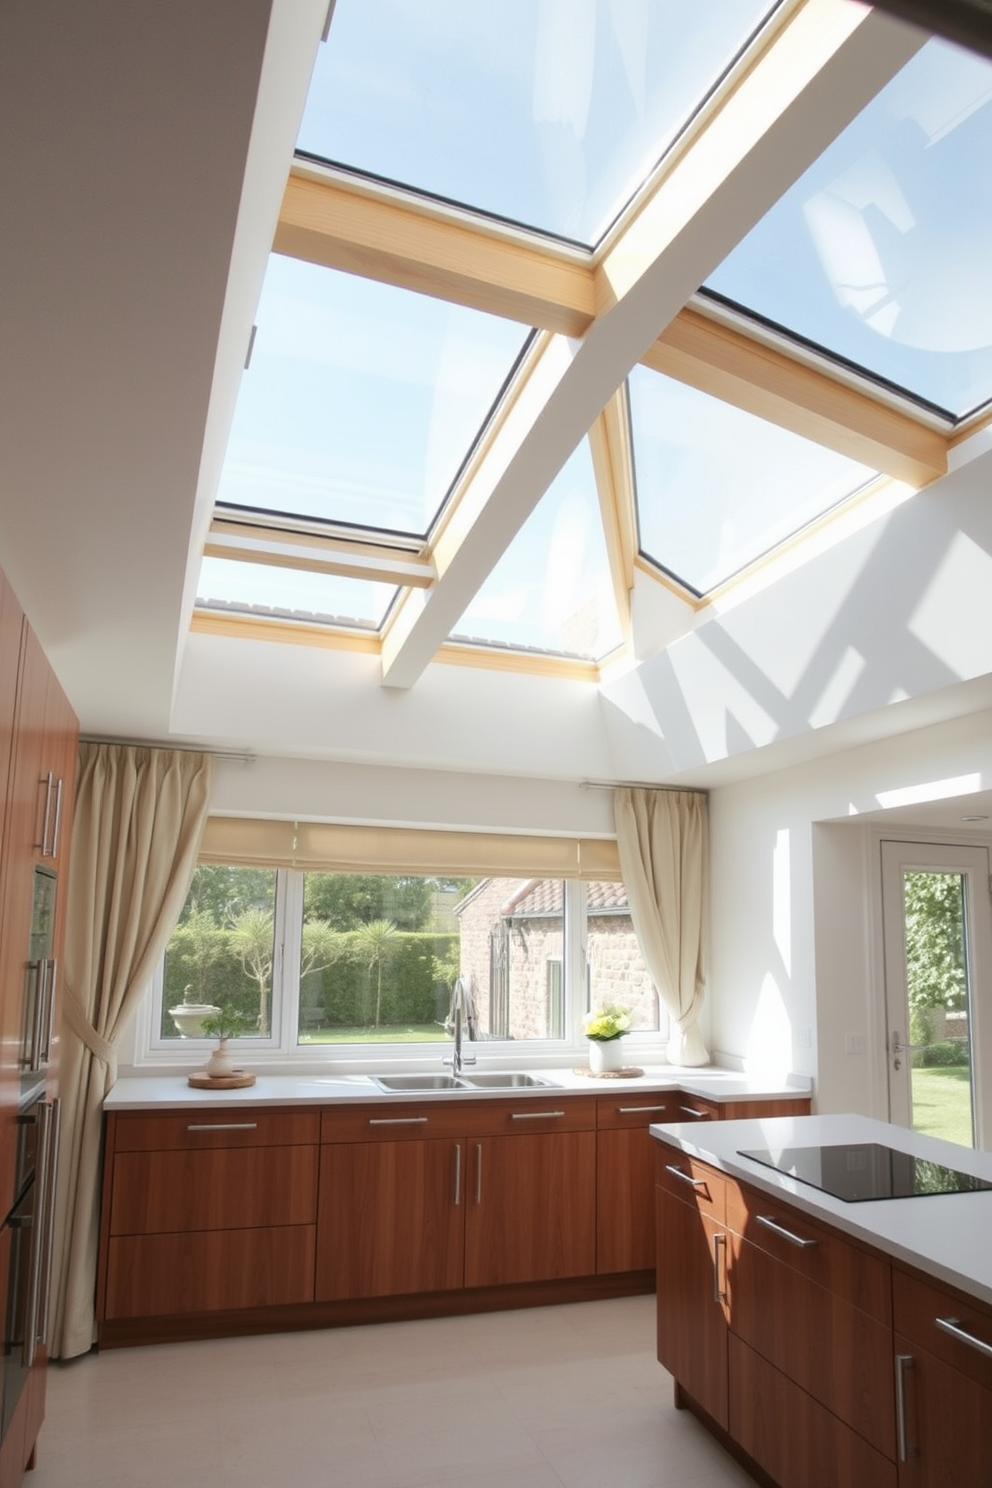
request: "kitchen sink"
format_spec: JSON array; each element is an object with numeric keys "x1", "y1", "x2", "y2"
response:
[
  {"x1": 460, "y1": 1073, "x2": 557, "y2": 1089},
  {"x1": 371, "y1": 1074, "x2": 467, "y2": 1092}
]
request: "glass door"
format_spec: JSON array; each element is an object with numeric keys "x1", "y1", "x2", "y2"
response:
[{"x1": 881, "y1": 841, "x2": 992, "y2": 1149}]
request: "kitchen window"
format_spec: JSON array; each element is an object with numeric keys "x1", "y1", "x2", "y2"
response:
[{"x1": 146, "y1": 860, "x2": 667, "y2": 1063}]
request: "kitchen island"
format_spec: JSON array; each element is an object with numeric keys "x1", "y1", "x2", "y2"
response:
[{"x1": 650, "y1": 1113, "x2": 992, "y2": 1487}]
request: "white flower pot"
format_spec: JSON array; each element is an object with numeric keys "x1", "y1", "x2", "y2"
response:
[
  {"x1": 588, "y1": 1037, "x2": 624, "y2": 1073},
  {"x1": 204, "y1": 1037, "x2": 235, "y2": 1079}
]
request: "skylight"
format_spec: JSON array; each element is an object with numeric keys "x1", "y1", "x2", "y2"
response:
[
  {"x1": 217, "y1": 254, "x2": 530, "y2": 537},
  {"x1": 706, "y1": 38, "x2": 992, "y2": 420},
  {"x1": 298, "y1": 0, "x2": 780, "y2": 246},
  {"x1": 450, "y1": 437, "x2": 623, "y2": 660},
  {"x1": 196, "y1": 556, "x2": 395, "y2": 630},
  {"x1": 628, "y1": 367, "x2": 877, "y2": 595}
]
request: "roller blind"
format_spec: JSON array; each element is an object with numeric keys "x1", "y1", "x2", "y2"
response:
[{"x1": 199, "y1": 816, "x2": 620, "y2": 881}]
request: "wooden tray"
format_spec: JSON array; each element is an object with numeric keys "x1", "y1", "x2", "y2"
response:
[
  {"x1": 570, "y1": 1066, "x2": 645, "y2": 1080},
  {"x1": 187, "y1": 1070, "x2": 256, "y2": 1089}
]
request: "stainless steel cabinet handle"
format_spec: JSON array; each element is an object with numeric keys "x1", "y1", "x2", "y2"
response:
[
  {"x1": 39, "y1": 958, "x2": 57, "y2": 1065},
  {"x1": 509, "y1": 1110, "x2": 565, "y2": 1120},
  {"x1": 474, "y1": 1144, "x2": 483, "y2": 1204},
  {"x1": 50, "y1": 776, "x2": 63, "y2": 857},
  {"x1": 895, "y1": 1353, "x2": 917, "y2": 1461},
  {"x1": 617, "y1": 1105, "x2": 668, "y2": 1115},
  {"x1": 453, "y1": 1143, "x2": 462, "y2": 1206},
  {"x1": 665, "y1": 1163, "x2": 708, "y2": 1190},
  {"x1": 39, "y1": 771, "x2": 54, "y2": 855},
  {"x1": 712, "y1": 1232, "x2": 727, "y2": 1303},
  {"x1": 935, "y1": 1315, "x2": 992, "y2": 1360},
  {"x1": 38, "y1": 1097, "x2": 61, "y2": 1345},
  {"x1": 186, "y1": 1122, "x2": 259, "y2": 1132},
  {"x1": 368, "y1": 1117, "x2": 429, "y2": 1126},
  {"x1": 756, "y1": 1214, "x2": 817, "y2": 1248},
  {"x1": 678, "y1": 1104, "x2": 711, "y2": 1119}
]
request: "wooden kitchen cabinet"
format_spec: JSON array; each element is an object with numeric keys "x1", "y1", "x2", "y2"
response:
[
  {"x1": 317, "y1": 1098, "x2": 597, "y2": 1301},
  {"x1": 98, "y1": 1109, "x2": 319, "y2": 1322},
  {"x1": 892, "y1": 1269, "x2": 992, "y2": 1485},
  {"x1": 655, "y1": 1151, "x2": 732, "y2": 1428}
]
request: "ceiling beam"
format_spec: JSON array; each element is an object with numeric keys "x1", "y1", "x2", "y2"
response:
[
  {"x1": 643, "y1": 306, "x2": 947, "y2": 487},
  {"x1": 274, "y1": 167, "x2": 596, "y2": 336},
  {"x1": 379, "y1": 0, "x2": 929, "y2": 690}
]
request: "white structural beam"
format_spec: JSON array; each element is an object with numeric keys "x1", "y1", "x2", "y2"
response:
[{"x1": 380, "y1": 0, "x2": 927, "y2": 690}]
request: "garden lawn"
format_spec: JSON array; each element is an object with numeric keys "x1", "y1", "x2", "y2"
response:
[{"x1": 911, "y1": 1065, "x2": 974, "y2": 1147}]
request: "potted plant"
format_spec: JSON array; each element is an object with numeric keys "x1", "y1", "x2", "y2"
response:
[
  {"x1": 583, "y1": 1002, "x2": 632, "y2": 1072},
  {"x1": 198, "y1": 1004, "x2": 254, "y2": 1079}
]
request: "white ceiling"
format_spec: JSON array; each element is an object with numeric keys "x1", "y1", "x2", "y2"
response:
[{"x1": 2, "y1": 0, "x2": 990, "y2": 833}]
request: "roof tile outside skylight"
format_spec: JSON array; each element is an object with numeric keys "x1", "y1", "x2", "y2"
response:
[
  {"x1": 450, "y1": 436, "x2": 623, "y2": 660},
  {"x1": 196, "y1": 556, "x2": 396, "y2": 630},
  {"x1": 217, "y1": 254, "x2": 530, "y2": 537},
  {"x1": 705, "y1": 38, "x2": 992, "y2": 420},
  {"x1": 299, "y1": 0, "x2": 779, "y2": 246},
  {"x1": 628, "y1": 366, "x2": 877, "y2": 596}
]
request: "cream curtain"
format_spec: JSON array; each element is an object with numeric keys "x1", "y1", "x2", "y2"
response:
[
  {"x1": 614, "y1": 787, "x2": 709, "y2": 1067},
  {"x1": 49, "y1": 743, "x2": 212, "y2": 1359}
]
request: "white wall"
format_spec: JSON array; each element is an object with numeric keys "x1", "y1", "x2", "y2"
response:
[{"x1": 707, "y1": 707, "x2": 992, "y2": 1114}]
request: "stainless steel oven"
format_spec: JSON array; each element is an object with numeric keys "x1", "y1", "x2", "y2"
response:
[{"x1": 1, "y1": 1096, "x2": 60, "y2": 1443}]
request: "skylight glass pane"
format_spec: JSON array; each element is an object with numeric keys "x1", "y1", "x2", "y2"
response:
[
  {"x1": 300, "y1": 0, "x2": 777, "y2": 246},
  {"x1": 218, "y1": 255, "x2": 529, "y2": 536},
  {"x1": 706, "y1": 39, "x2": 992, "y2": 419},
  {"x1": 450, "y1": 438, "x2": 623, "y2": 660},
  {"x1": 196, "y1": 556, "x2": 395, "y2": 629},
  {"x1": 628, "y1": 367, "x2": 876, "y2": 594}
]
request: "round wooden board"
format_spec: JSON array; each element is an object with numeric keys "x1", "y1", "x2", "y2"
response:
[
  {"x1": 187, "y1": 1070, "x2": 256, "y2": 1089},
  {"x1": 570, "y1": 1066, "x2": 645, "y2": 1080}
]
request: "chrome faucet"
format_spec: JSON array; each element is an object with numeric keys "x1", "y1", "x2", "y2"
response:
[{"x1": 444, "y1": 977, "x2": 477, "y2": 1076}]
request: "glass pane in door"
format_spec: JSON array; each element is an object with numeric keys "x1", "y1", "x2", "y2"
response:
[{"x1": 902, "y1": 870, "x2": 975, "y2": 1147}]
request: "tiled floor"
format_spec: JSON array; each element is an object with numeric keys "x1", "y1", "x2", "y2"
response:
[{"x1": 33, "y1": 1296, "x2": 756, "y2": 1488}]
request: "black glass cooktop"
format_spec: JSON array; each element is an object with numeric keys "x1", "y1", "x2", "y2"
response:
[{"x1": 738, "y1": 1142, "x2": 992, "y2": 1202}]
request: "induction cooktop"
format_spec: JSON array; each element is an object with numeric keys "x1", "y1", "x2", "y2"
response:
[{"x1": 737, "y1": 1142, "x2": 992, "y2": 1202}]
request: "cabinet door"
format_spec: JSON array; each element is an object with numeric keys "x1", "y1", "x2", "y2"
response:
[
  {"x1": 893, "y1": 1332, "x2": 992, "y2": 1485},
  {"x1": 316, "y1": 1138, "x2": 465, "y2": 1301},
  {"x1": 655, "y1": 1184, "x2": 729, "y2": 1428},
  {"x1": 464, "y1": 1131, "x2": 596, "y2": 1288},
  {"x1": 597, "y1": 1125, "x2": 657, "y2": 1273},
  {"x1": 105, "y1": 1227, "x2": 316, "y2": 1318},
  {"x1": 730, "y1": 1335, "x2": 897, "y2": 1488}
]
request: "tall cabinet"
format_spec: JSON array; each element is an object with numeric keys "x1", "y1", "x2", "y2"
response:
[{"x1": 0, "y1": 562, "x2": 78, "y2": 1486}]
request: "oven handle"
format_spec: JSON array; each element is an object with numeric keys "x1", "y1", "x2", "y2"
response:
[
  {"x1": 23, "y1": 1098, "x2": 59, "y2": 1367},
  {"x1": 37, "y1": 1097, "x2": 61, "y2": 1348}
]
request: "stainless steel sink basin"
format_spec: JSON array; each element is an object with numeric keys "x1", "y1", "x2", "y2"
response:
[
  {"x1": 460, "y1": 1072, "x2": 557, "y2": 1089},
  {"x1": 371, "y1": 1074, "x2": 466, "y2": 1092}
]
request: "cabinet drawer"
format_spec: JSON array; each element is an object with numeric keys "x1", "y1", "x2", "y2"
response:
[
  {"x1": 893, "y1": 1267, "x2": 992, "y2": 1392},
  {"x1": 729, "y1": 1335, "x2": 897, "y2": 1488},
  {"x1": 732, "y1": 1231, "x2": 895, "y2": 1455},
  {"x1": 655, "y1": 1150, "x2": 727, "y2": 1225},
  {"x1": 109, "y1": 1146, "x2": 318, "y2": 1234},
  {"x1": 321, "y1": 1096, "x2": 596, "y2": 1143},
  {"x1": 730, "y1": 1183, "x2": 891, "y2": 1324},
  {"x1": 104, "y1": 1226, "x2": 316, "y2": 1317},
  {"x1": 111, "y1": 1108, "x2": 319, "y2": 1151},
  {"x1": 596, "y1": 1094, "x2": 676, "y2": 1129}
]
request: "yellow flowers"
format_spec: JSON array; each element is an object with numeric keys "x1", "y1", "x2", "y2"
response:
[{"x1": 583, "y1": 1003, "x2": 632, "y2": 1041}]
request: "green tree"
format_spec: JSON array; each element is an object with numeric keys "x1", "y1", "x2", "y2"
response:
[
  {"x1": 904, "y1": 871, "x2": 967, "y2": 1046},
  {"x1": 354, "y1": 918, "x2": 398, "y2": 1027},
  {"x1": 228, "y1": 907, "x2": 276, "y2": 1033},
  {"x1": 303, "y1": 874, "x2": 434, "y2": 931},
  {"x1": 180, "y1": 865, "x2": 274, "y2": 926}
]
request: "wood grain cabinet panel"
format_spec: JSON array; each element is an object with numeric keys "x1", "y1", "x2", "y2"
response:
[
  {"x1": 109, "y1": 1145, "x2": 318, "y2": 1235},
  {"x1": 655, "y1": 1162, "x2": 731, "y2": 1429},
  {"x1": 105, "y1": 1226, "x2": 316, "y2": 1318},
  {"x1": 464, "y1": 1130, "x2": 596, "y2": 1288},
  {"x1": 596, "y1": 1096, "x2": 673, "y2": 1275},
  {"x1": 729, "y1": 1335, "x2": 897, "y2": 1488},
  {"x1": 316, "y1": 1137, "x2": 464, "y2": 1301}
]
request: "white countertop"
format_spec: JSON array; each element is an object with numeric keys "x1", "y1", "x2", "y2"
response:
[
  {"x1": 651, "y1": 1112, "x2": 992, "y2": 1308},
  {"x1": 104, "y1": 1065, "x2": 810, "y2": 1111}
]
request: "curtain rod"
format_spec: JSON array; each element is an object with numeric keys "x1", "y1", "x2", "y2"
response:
[
  {"x1": 79, "y1": 735, "x2": 256, "y2": 765},
  {"x1": 580, "y1": 780, "x2": 707, "y2": 794}
]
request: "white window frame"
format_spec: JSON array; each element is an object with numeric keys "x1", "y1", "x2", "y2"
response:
[{"x1": 131, "y1": 867, "x2": 672, "y2": 1074}]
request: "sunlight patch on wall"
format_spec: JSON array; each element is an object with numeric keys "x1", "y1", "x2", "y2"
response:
[
  {"x1": 807, "y1": 645, "x2": 866, "y2": 731},
  {"x1": 907, "y1": 531, "x2": 992, "y2": 681},
  {"x1": 876, "y1": 773, "x2": 982, "y2": 809},
  {"x1": 743, "y1": 974, "x2": 793, "y2": 1082},
  {"x1": 773, "y1": 828, "x2": 791, "y2": 978}
]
